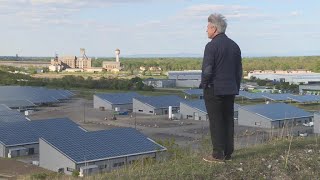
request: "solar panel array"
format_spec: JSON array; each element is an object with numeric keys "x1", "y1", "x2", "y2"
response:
[
  {"x1": 0, "y1": 104, "x2": 27, "y2": 123},
  {"x1": 0, "y1": 118, "x2": 85, "y2": 146},
  {"x1": 42, "y1": 128, "x2": 166, "y2": 163},
  {"x1": 0, "y1": 86, "x2": 73, "y2": 108},
  {"x1": 288, "y1": 95, "x2": 320, "y2": 103},
  {"x1": 183, "y1": 89, "x2": 203, "y2": 96},
  {"x1": 262, "y1": 93, "x2": 292, "y2": 101},
  {"x1": 238, "y1": 91, "x2": 265, "y2": 99},
  {"x1": 134, "y1": 95, "x2": 185, "y2": 108},
  {"x1": 95, "y1": 92, "x2": 142, "y2": 105},
  {"x1": 240, "y1": 103, "x2": 313, "y2": 121},
  {"x1": 181, "y1": 99, "x2": 240, "y2": 113}
]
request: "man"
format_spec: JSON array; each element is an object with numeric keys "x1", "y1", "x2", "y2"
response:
[{"x1": 200, "y1": 13, "x2": 242, "y2": 162}]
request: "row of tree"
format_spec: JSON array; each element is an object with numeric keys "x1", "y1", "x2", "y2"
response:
[{"x1": 94, "y1": 56, "x2": 320, "y2": 73}]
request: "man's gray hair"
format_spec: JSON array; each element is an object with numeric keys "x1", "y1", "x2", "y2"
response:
[{"x1": 208, "y1": 13, "x2": 227, "y2": 33}]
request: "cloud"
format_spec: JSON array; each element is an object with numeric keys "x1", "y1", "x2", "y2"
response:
[{"x1": 290, "y1": 11, "x2": 301, "y2": 16}]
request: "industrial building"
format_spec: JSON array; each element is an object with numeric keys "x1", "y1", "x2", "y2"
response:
[
  {"x1": 314, "y1": 112, "x2": 320, "y2": 134},
  {"x1": 0, "y1": 118, "x2": 85, "y2": 158},
  {"x1": 179, "y1": 100, "x2": 240, "y2": 120},
  {"x1": 40, "y1": 128, "x2": 166, "y2": 176},
  {"x1": 102, "y1": 49, "x2": 122, "y2": 72},
  {"x1": 0, "y1": 86, "x2": 73, "y2": 109},
  {"x1": 299, "y1": 84, "x2": 320, "y2": 95},
  {"x1": 238, "y1": 103, "x2": 313, "y2": 128},
  {"x1": 133, "y1": 95, "x2": 184, "y2": 115},
  {"x1": 143, "y1": 79, "x2": 176, "y2": 88},
  {"x1": 49, "y1": 48, "x2": 92, "y2": 71},
  {"x1": 0, "y1": 104, "x2": 28, "y2": 123},
  {"x1": 93, "y1": 92, "x2": 142, "y2": 112},
  {"x1": 167, "y1": 70, "x2": 201, "y2": 88}
]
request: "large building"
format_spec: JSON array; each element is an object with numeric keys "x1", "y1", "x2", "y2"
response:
[
  {"x1": 49, "y1": 48, "x2": 92, "y2": 71},
  {"x1": 0, "y1": 118, "x2": 85, "y2": 158},
  {"x1": 133, "y1": 95, "x2": 184, "y2": 115},
  {"x1": 179, "y1": 100, "x2": 240, "y2": 120},
  {"x1": 167, "y1": 70, "x2": 201, "y2": 88},
  {"x1": 238, "y1": 103, "x2": 313, "y2": 128},
  {"x1": 102, "y1": 49, "x2": 122, "y2": 72},
  {"x1": 93, "y1": 92, "x2": 142, "y2": 112},
  {"x1": 40, "y1": 128, "x2": 166, "y2": 176},
  {"x1": 299, "y1": 84, "x2": 320, "y2": 95},
  {"x1": 246, "y1": 70, "x2": 320, "y2": 85}
]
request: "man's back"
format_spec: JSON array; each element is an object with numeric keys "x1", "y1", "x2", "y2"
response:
[{"x1": 202, "y1": 33, "x2": 242, "y2": 95}]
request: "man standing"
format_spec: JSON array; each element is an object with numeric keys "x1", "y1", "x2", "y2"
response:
[{"x1": 200, "y1": 13, "x2": 242, "y2": 162}]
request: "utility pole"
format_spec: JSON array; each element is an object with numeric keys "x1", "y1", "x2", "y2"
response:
[{"x1": 83, "y1": 102, "x2": 86, "y2": 123}]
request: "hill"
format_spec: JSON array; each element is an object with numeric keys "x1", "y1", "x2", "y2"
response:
[{"x1": 27, "y1": 136, "x2": 320, "y2": 179}]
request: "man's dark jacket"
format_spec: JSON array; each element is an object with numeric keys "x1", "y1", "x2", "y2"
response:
[{"x1": 201, "y1": 33, "x2": 242, "y2": 95}]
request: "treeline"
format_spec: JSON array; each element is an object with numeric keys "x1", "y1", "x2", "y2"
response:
[
  {"x1": 0, "y1": 70, "x2": 153, "y2": 91},
  {"x1": 93, "y1": 56, "x2": 320, "y2": 73}
]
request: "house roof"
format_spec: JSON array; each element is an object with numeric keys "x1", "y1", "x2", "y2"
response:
[
  {"x1": 134, "y1": 95, "x2": 185, "y2": 109},
  {"x1": 95, "y1": 92, "x2": 142, "y2": 105}
]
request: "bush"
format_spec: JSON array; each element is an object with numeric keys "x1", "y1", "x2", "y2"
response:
[
  {"x1": 30, "y1": 172, "x2": 48, "y2": 180},
  {"x1": 72, "y1": 170, "x2": 80, "y2": 177}
]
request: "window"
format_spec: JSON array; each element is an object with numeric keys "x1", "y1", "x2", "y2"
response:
[
  {"x1": 138, "y1": 110, "x2": 143, "y2": 112},
  {"x1": 149, "y1": 111, "x2": 153, "y2": 113},
  {"x1": 66, "y1": 167, "x2": 75, "y2": 172},
  {"x1": 255, "y1": 122, "x2": 261, "y2": 126},
  {"x1": 28, "y1": 148, "x2": 34, "y2": 155},
  {"x1": 113, "y1": 162, "x2": 125, "y2": 167}
]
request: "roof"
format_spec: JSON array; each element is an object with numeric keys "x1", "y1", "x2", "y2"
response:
[
  {"x1": 95, "y1": 92, "x2": 142, "y2": 105},
  {"x1": 183, "y1": 89, "x2": 203, "y2": 96},
  {"x1": 181, "y1": 100, "x2": 240, "y2": 113},
  {"x1": 134, "y1": 95, "x2": 185, "y2": 109},
  {"x1": 288, "y1": 95, "x2": 320, "y2": 103},
  {"x1": 262, "y1": 93, "x2": 291, "y2": 101},
  {"x1": 41, "y1": 128, "x2": 166, "y2": 163},
  {"x1": 0, "y1": 104, "x2": 27, "y2": 123},
  {"x1": 0, "y1": 118, "x2": 85, "y2": 146},
  {"x1": 237, "y1": 91, "x2": 265, "y2": 99},
  {"x1": 239, "y1": 103, "x2": 313, "y2": 121},
  {"x1": 0, "y1": 86, "x2": 74, "y2": 107}
]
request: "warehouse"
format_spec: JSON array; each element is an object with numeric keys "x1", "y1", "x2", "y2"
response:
[
  {"x1": 167, "y1": 70, "x2": 201, "y2": 88},
  {"x1": 133, "y1": 95, "x2": 184, "y2": 115},
  {"x1": 238, "y1": 103, "x2": 313, "y2": 128},
  {"x1": 0, "y1": 118, "x2": 85, "y2": 158},
  {"x1": 40, "y1": 128, "x2": 166, "y2": 176},
  {"x1": 314, "y1": 112, "x2": 320, "y2": 134},
  {"x1": 0, "y1": 104, "x2": 28, "y2": 123},
  {"x1": 93, "y1": 92, "x2": 142, "y2": 112},
  {"x1": 179, "y1": 100, "x2": 240, "y2": 120},
  {"x1": 183, "y1": 89, "x2": 203, "y2": 99}
]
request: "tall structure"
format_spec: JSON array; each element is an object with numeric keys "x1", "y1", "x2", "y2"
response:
[
  {"x1": 49, "y1": 48, "x2": 92, "y2": 71},
  {"x1": 102, "y1": 49, "x2": 122, "y2": 72}
]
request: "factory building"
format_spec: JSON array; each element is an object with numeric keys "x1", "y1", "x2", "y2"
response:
[{"x1": 238, "y1": 103, "x2": 313, "y2": 128}]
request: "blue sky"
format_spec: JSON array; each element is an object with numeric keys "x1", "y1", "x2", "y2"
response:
[{"x1": 0, "y1": 0, "x2": 319, "y2": 57}]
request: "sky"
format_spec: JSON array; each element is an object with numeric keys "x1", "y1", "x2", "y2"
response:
[{"x1": 0, "y1": 0, "x2": 319, "y2": 57}]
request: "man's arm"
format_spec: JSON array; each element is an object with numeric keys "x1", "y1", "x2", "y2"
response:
[
  {"x1": 236, "y1": 49, "x2": 242, "y2": 92},
  {"x1": 200, "y1": 43, "x2": 214, "y2": 89}
]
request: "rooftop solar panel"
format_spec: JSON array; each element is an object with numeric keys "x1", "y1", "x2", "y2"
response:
[
  {"x1": 240, "y1": 103, "x2": 313, "y2": 121},
  {"x1": 0, "y1": 100, "x2": 36, "y2": 108},
  {"x1": 134, "y1": 95, "x2": 185, "y2": 108},
  {"x1": 0, "y1": 118, "x2": 85, "y2": 146},
  {"x1": 262, "y1": 93, "x2": 291, "y2": 101},
  {"x1": 95, "y1": 92, "x2": 142, "y2": 105},
  {"x1": 183, "y1": 89, "x2": 203, "y2": 96},
  {"x1": 41, "y1": 128, "x2": 166, "y2": 163},
  {"x1": 238, "y1": 91, "x2": 265, "y2": 99},
  {"x1": 288, "y1": 95, "x2": 320, "y2": 103}
]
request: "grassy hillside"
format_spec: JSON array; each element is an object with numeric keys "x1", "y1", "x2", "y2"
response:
[{"x1": 27, "y1": 136, "x2": 320, "y2": 179}]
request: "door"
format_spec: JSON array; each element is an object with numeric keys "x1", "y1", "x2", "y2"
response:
[{"x1": 194, "y1": 112, "x2": 199, "y2": 120}]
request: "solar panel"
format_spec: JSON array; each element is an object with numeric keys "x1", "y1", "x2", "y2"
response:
[
  {"x1": 0, "y1": 118, "x2": 85, "y2": 146},
  {"x1": 183, "y1": 89, "x2": 203, "y2": 96},
  {"x1": 262, "y1": 93, "x2": 291, "y2": 101},
  {"x1": 0, "y1": 86, "x2": 73, "y2": 107},
  {"x1": 238, "y1": 91, "x2": 265, "y2": 99},
  {"x1": 288, "y1": 95, "x2": 320, "y2": 103},
  {"x1": 95, "y1": 92, "x2": 142, "y2": 105},
  {"x1": 41, "y1": 128, "x2": 166, "y2": 163},
  {"x1": 240, "y1": 103, "x2": 313, "y2": 121},
  {"x1": 134, "y1": 95, "x2": 185, "y2": 108},
  {"x1": 0, "y1": 104, "x2": 10, "y2": 111}
]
